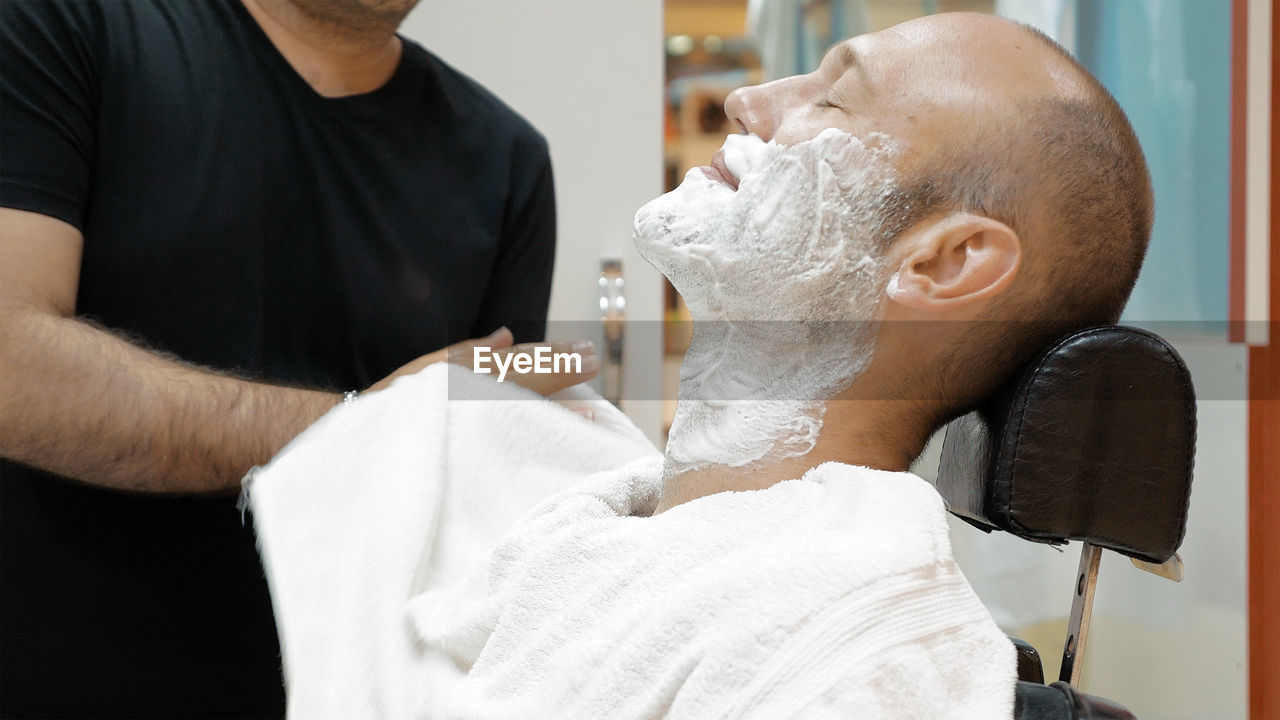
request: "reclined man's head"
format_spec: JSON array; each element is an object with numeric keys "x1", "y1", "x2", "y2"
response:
[{"x1": 637, "y1": 12, "x2": 1152, "y2": 454}]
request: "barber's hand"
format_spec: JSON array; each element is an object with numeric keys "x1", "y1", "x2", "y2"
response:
[{"x1": 366, "y1": 327, "x2": 600, "y2": 398}]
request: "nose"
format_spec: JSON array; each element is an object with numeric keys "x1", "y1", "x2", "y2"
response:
[{"x1": 724, "y1": 82, "x2": 778, "y2": 141}]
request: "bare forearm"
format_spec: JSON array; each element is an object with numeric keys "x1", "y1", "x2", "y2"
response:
[{"x1": 0, "y1": 309, "x2": 338, "y2": 492}]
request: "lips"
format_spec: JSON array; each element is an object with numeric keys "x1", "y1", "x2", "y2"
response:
[{"x1": 700, "y1": 149, "x2": 740, "y2": 190}]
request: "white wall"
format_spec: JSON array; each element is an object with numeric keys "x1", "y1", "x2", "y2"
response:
[{"x1": 400, "y1": 1, "x2": 666, "y2": 442}]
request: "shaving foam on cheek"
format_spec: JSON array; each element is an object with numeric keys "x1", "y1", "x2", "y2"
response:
[{"x1": 634, "y1": 128, "x2": 904, "y2": 475}]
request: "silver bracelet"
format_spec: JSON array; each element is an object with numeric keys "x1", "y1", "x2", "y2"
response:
[{"x1": 341, "y1": 390, "x2": 359, "y2": 406}]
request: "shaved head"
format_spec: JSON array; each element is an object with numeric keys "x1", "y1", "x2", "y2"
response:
[
  {"x1": 705, "y1": 12, "x2": 1153, "y2": 430},
  {"x1": 727, "y1": 12, "x2": 1153, "y2": 422},
  {"x1": 884, "y1": 21, "x2": 1151, "y2": 320},
  {"x1": 881, "y1": 21, "x2": 1153, "y2": 418},
  {"x1": 645, "y1": 12, "x2": 1156, "y2": 475}
]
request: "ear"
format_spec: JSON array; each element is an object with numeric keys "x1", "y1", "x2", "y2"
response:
[{"x1": 885, "y1": 212, "x2": 1021, "y2": 313}]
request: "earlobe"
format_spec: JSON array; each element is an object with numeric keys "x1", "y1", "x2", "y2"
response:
[{"x1": 884, "y1": 213, "x2": 1021, "y2": 314}]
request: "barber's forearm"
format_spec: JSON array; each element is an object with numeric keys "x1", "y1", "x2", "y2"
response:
[{"x1": 0, "y1": 309, "x2": 337, "y2": 493}]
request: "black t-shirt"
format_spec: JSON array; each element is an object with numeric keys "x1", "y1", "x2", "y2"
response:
[{"x1": 0, "y1": 1, "x2": 555, "y2": 716}]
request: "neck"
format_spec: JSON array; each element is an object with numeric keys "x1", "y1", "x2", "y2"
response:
[
  {"x1": 240, "y1": 0, "x2": 405, "y2": 97},
  {"x1": 654, "y1": 375, "x2": 936, "y2": 514}
]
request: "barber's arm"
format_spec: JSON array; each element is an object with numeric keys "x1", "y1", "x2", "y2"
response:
[
  {"x1": 0, "y1": 208, "x2": 596, "y2": 493},
  {"x1": 0, "y1": 208, "x2": 336, "y2": 492}
]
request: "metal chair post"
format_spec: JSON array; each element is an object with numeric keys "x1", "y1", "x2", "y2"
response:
[{"x1": 1059, "y1": 542, "x2": 1103, "y2": 685}]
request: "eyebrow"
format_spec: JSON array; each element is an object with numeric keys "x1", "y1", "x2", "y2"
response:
[{"x1": 834, "y1": 44, "x2": 866, "y2": 78}]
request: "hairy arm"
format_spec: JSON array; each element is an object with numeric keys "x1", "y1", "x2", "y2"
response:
[
  {"x1": 0, "y1": 209, "x2": 596, "y2": 493},
  {"x1": 0, "y1": 208, "x2": 337, "y2": 493}
]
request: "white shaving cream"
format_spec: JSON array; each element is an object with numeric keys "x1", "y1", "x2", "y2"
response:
[{"x1": 634, "y1": 128, "x2": 902, "y2": 475}]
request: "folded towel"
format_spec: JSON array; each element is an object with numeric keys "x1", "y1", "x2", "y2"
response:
[{"x1": 248, "y1": 363, "x2": 1016, "y2": 719}]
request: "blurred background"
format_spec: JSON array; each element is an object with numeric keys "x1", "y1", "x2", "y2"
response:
[{"x1": 405, "y1": 1, "x2": 1271, "y2": 717}]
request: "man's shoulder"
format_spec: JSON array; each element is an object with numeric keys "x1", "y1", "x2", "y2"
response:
[
  {"x1": 400, "y1": 39, "x2": 548, "y2": 155},
  {"x1": 2, "y1": 0, "x2": 241, "y2": 76},
  {"x1": 733, "y1": 463, "x2": 956, "y2": 576},
  {"x1": 2, "y1": 0, "x2": 99, "y2": 26},
  {"x1": 2, "y1": 0, "x2": 103, "y2": 49},
  {"x1": 802, "y1": 462, "x2": 946, "y2": 516},
  {"x1": 3, "y1": 0, "x2": 226, "y2": 37}
]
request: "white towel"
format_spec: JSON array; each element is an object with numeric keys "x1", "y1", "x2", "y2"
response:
[
  {"x1": 247, "y1": 363, "x2": 659, "y2": 715},
  {"x1": 248, "y1": 363, "x2": 1016, "y2": 719}
]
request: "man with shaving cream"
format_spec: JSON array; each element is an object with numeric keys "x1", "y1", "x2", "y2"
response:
[
  {"x1": 643, "y1": 13, "x2": 1149, "y2": 512},
  {"x1": 246, "y1": 12, "x2": 1152, "y2": 718}
]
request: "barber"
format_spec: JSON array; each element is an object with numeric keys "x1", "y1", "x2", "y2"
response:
[{"x1": 0, "y1": 0, "x2": 582, "y2": 716}]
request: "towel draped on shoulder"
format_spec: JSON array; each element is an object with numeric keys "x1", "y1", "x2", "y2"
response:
[{"x1": 248, "y1": 363, "x2": 1016, "y2": 719}]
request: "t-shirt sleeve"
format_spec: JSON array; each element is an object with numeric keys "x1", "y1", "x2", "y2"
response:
[
  {"x1": 0, "y1": 0, "x2": 98, "y2": 230},
  {"x1": 471, "y1": 129, "x2": 556, "y2": 344}
]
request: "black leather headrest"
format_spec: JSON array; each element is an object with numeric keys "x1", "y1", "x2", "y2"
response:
[{"x1": 936, "y1": 326, "x2": 1196, "y2": 564}]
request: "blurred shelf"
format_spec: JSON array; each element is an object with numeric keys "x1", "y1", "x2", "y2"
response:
[{"x1": 666, "y1": 0, "x2": 748, "y2": 37}]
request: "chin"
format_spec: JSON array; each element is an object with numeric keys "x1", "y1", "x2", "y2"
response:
[{"x1": 633, "y1": 169, "x2": 740, "y2": 302}]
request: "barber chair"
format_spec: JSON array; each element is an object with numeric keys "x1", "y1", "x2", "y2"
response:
[{"x1": 936, "y1": 325, "x2": 1196, "y2": 720}]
